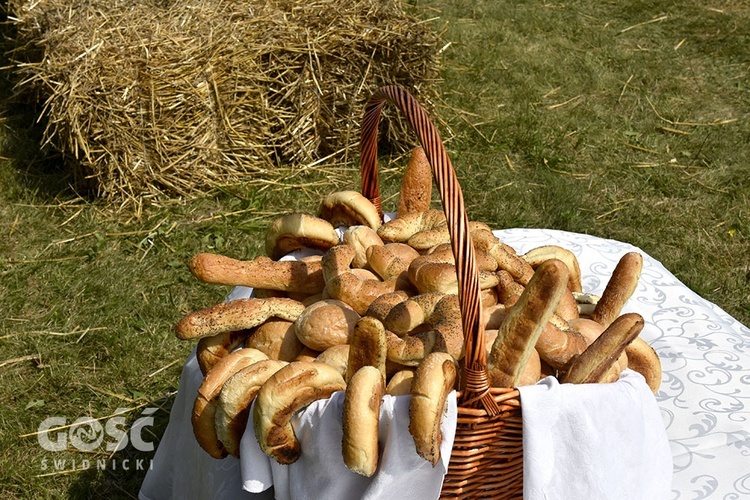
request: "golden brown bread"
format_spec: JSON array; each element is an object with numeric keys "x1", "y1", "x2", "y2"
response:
[
  {"x1": 409, "y1": 352, "x2": 458, "y2": 465},
  {"x1": 321, "y1": 244, "x2": 401, "y2": 314},
  {"x1": 192, "y1": 348, "x2": 269, "y2": 458},
  {"x1": 188, "y1": 253, "x2": 325, "y2": 295},
  {"x1": 472, "y1": 229, "x2": 535, "y2": 285},
  {"x1": 342, "y1": 365, "x2": 385, "y2": 476},
  {"x1": 196, "y1": 329, "x2": 251, "y2": 375},
  {"x1": 488, "y1": 259, "x2": 570, "y2": 388},
  {"x1": 384, "y1": 294, "x2": 464, "y2": 366},
  {"x1": 407, "y1": 252, "x2": 500, "y2": 295},
  {"x1": 563, "y1": 312, "x2": 644, "y2": 384},
  {"x1": 326, "y1": 272, "x2": 400, "y2": 315},
  {"x1": 385, "y1": 369, "x2": 415, "y2": 396},
  {"x1": 294, "y1": 346, "x2": 322, "y2": 362},
  {"x1": 365, "y1": 290, "x2": 411, "y2": 322},
  {"x1": 265, "y1": 213, "x2": 340, "y2": 260},
  {"x1": 245, "y1": 319, "x2": 305, "y2": 362},
  {"x1": 625, "y1": 336, "x2": 662, "y2": 393},
  {"x1": 518, "y1": 348, "x2": 543, "y2": 386},
  {"x1": 192, "y1": 395, "x2": 225, "y2": 459},
  {"x1": 382, "y1": 243, "x2": 420, "y2": 267},
  {"x1": 406, "y1": 221, "x2": 493, "y2": 252},
  {"x1": 495, "y1": 269, "x2": 525, "y2": 304},
  {"x1": 342, "y1": 225, "x2": 384, "y2": 269},
  {"x1": 253, "y1": 361, "x2": 347, "y2": 464},
  {"x1": 176, "y1": 297, "x2": 306, "y2": 340},
  {"x1": 318, "y1": 190, "x2": 381, "y2": 230},
  {"x1": 397, "y1": 146, "x2": 433, "y2": 217},
  {"x1": 366, "y1": 244, "x2": 411, "y2": 283},
  {"x1": 568, "y1": 316, "x2": 628, "y2": 373},
  {"x1": 589, "y1": 252, "x2": 643, "y2": 328},
  {"x1": 215, "y1": 359, "x2": 288, "y2": 457},
  {"x1": 293, "y1": 299, "x2": 360, "y2": 351},
  {"x1": 314, "y1": 344, "x2": 351, "y2": 379},
  {"x1": 346, "y1": 316, "x2": 388, "y2": 383},
  {"x1": 376, "y1": 209, "x2": 446, "y2": 243},
  {"x1": 522, "y1": 245, "x2": 583, "y2": 293},
  {"x1": 385, "y1": 293, "x2": 445, "y2": 335}
]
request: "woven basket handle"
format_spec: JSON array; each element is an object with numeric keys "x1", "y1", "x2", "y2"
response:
[{"x1": 360, "y1": 85, "x2": 498, "y2": 412}]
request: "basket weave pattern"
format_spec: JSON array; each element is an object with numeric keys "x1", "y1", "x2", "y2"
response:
[{"x1": 360, "y1": 86, "x2": 524, "y2": 499}]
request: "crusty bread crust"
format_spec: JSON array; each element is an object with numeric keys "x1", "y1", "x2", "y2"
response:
[
  {"x1": 253, "y1": 361, "x2": 346, "y2": 464},
  {"x1": 342, "y1": 366, "x2": 385, "y2": 476}
]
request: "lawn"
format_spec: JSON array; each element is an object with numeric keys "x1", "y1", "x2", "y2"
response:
[{"x1": 1, "y1": 0, "x2": 748, "y2": 497}]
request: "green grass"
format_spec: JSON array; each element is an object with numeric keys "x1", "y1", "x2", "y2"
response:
[{"x1": 1, "y1": 0, "x2": 749, "y2": 497}]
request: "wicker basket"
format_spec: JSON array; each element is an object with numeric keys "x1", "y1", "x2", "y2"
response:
[{"x1": 359, "y1": 85, "x2": 524, "y2": 499}]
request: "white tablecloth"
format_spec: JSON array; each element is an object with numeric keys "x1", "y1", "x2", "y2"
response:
[{"x1": 140, "y1": 228, "x2": 750, "y2": 499}]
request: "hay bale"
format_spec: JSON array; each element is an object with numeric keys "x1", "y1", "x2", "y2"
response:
[{"x1": 7, "y1": 0, "x2": 442, "y2": 207}]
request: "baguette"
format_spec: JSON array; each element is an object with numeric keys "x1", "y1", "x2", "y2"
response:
[{"x1": 488, "y1": 259, "x2": 569, "y2": 387}]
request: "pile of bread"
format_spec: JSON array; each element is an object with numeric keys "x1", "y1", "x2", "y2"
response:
[{"x1": 175, "y1": 147, "x2": 662, "y2": 477}]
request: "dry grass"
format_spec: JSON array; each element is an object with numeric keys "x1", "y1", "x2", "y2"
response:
[{"x1": 6, "y1": 0, "x2": 442, "y2": 210}]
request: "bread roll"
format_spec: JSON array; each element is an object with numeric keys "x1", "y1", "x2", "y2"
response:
[
  {"x1": 472, "y1": 229, "x2": 535, "y2": 285},
  {"x1": 409, "y1": 352, "x2": 458, "y2": 465},
  {"x1": 569, "y1": 317, "x2": 628, "y2": 372},
  {"x1": 626, "y1": 336, "x2": 662, "y2": 393},
  {"x1": 294, "y1": 299, "x2": 359, "y2": 351},
  {"x1": 315, "y1": 344, "x2": 351, "y2": 378},
  {"x1": 589, "y1": 252, "x2": 643, "y2": 328},
  {"x1": 253, "y1": 361, "x2": 346, "y2": 464},
  {"x1": 563, "y1": 313, "x2": 644, "y2": 384},
  {"x1": 397, "y1": 146, "x2": 432, "y2": 217},
  {"x1": 176, "y1": 297, "x2": 306, "y2": 340},
  {"x1": 376, "y1": 209, "x2": 446, "y2": 243},
  {"x1": 365, "y1": 290, "x2": 411, "y2": 322},
  {"x1": 215, "y1": 359, "x2": 288, "y2": 457},
  {"x1": 196, "y1": 329, "x2": 251, "y2": 375},
  {"x1": 385, "y1": 369, "x2": 415, "y2": 396},
  {"x1": 294, "y1": 346, "x2": 322, "y2": 362},
  {"x1": 488, "y1": 259, "x2": 569, "y2": 388},
  {"x1": 265, "y1": 213, "x2": 340, "y2": 260},
  {"x1": 346, "y1": 316, "x2": 388, "y2": 383},
  {"x1": 522, "y1": 245, "x2": 583, "y2": 293},
  {"x1": 318, "y1": 190, "x2": 381, "y2": 230},
  {"x1": 245, "y1": 319, "x2": 304, "y2": 361},
  {"x1": 366, "y1": 244, "x2": 410, "y2": 282},
  {"x1": 188, "y1": 253, "x2": 325, "y2": 295},
  {"x1": 534, "y1": 322, "x2": 587, "y2": 371},
  {"x1": 342, "y1": 225, "x2": 384, "y2": 269},
  {"x1": 342, "y1": 366, "x2": 385, "y2": 476},
  {"x1": 326, "y1": 272, "x2": 400, "y2": 315},
  {"x1": 192, "y1": 348, "x2": 269, "y2": 458},
  {"x1": 384, "y1": 294, "x2": 463, "y2": 366}
]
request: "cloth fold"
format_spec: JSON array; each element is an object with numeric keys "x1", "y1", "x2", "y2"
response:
[
  {"x1": 518, "y1": 370, "x2": 673, "y2": 500},
  {"x1": 240, "y1": 390, "x2": 458, "y2": 500}
]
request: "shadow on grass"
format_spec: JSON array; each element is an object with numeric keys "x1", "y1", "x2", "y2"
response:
[
  {"x1": 66, "y1": 393, "x2": 176, "y2": 499},
  {"x1": 0, "y1": 9, "x2": 86, "y2": 203}
]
